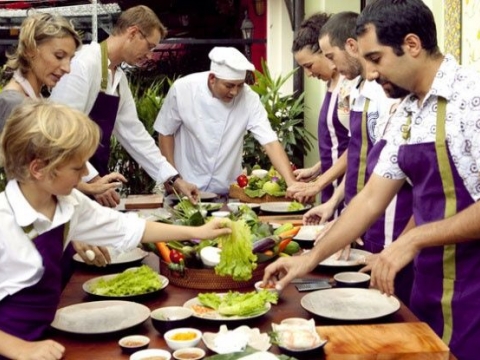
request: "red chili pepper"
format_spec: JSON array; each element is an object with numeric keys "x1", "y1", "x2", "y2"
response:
[{"x1": 169, "y1": 249, "x2": 184, "y2": 264}]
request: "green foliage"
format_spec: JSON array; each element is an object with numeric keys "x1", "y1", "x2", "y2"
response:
[
  {"x1": 108, "y1": 77, "x2": 169, "y2": 195},
  {"x1": 246, "y1": 60, "x2": 316, "y2": 171}
]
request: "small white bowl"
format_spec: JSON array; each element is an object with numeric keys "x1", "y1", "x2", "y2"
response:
[
  {"x1": 334, "y1": 272, "x2": 370, "y2": 288},
  {"x1": 118, "y1": 335, "x2": 150, "y2": 354},
  {"x1": 200, "y1": 246, "x2": 221, "y2": 268},
  {"x1": 172, "y1": 347, "x2": 205, "y2": 360},
  {"x1": 150, "y1": 307, "x2": 193, "y2": 334},
  {"x1": 211, "y1": 211, "x2": 230, "y2": 218},
  {"x1": 164, "y1": 328, "x2": 202, "y2": 350},
  {"x1": 130, "y1": 348, "x2": 171, "y2": 360},
  {"x1": 251, "y1": 169, "x2": 268, "y2": 178},
  {"x1": 254, "y1": 281, "x2": 279, "y2": 295}
]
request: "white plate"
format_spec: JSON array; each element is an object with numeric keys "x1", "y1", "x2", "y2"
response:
[
  {"x1": 260, "y1": 202, "x2": 311, "y2": 215},
  {"x1": 82, "y1": 272, "x2": 168, "y2": 299},
  {"x1": 294, "y1": 225, "x2": 325, "y2": 241},
  {"x1": 319, "y1": 248, "x2": 372, "y2": 267},
  {"x1": 301, "y1": 288, "x2": 400, "y2": 320},
  {"x1": 202, "y1": 325, "x2": 271, "y2": 354},
  {"x1": 73, "y1": 247, "x2": 148, "y2": 266},
  {"x1": 183, "y1": 294, "x2": 271, "y2": 321},
  {"x1": 51, "y1": 300, "x2": 150, "y2": 334}
]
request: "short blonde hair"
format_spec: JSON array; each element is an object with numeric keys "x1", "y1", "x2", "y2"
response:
[
  {"x1": 6, "y1": 13, "x2": 82, "y2": 73},
  {"x1": 0, "y1": 100, "x2": 100, "y2": 182},
  {"x1": 112, "y1": 5, "x2": 167, "y2": 40}
]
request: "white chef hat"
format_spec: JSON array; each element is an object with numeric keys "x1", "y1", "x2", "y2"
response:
[{"x1": 209, "y1": 47, "x2": 255, "y2": 80}]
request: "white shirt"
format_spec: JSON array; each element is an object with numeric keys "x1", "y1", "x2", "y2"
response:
[
  {"x1": 349, "y1": 77, "x2": 399, "y2": 145},
  {"x1": 374, "y1": 55, "x2": 480, "y2": 200},
  {"x1": 154, "y1": 71, "x2": 278, "y2": 194},
  {"x1": 50, "y1": 42, "x2": 177, "y2": 183},
  {"x1": 0, "y1": 181, "x2": 145, "y2": 300}
]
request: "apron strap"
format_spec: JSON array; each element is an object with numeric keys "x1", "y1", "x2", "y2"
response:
[
  {"x1": 356, "y1": 98, "x2": 371, "y2": 193},
  {"x1": 433, "y1": 96, "x2": 456, "y2": 345},
  {"x1": 100, "y1": 41, "x2": 109, "y2": 92}
]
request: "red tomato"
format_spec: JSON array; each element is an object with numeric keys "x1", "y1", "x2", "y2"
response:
[
  {"x1": 236, "y1": 174, "x2": 249, "y2": 188},
  {"x1": 169, "y1": 249, "x2": 184, "y2": 263}
]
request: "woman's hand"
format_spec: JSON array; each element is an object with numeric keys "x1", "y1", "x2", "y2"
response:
[
  {"x1": 72, "y1": 242, "x2": 111, "y2": 267},
  {"x1": 196, "y1": 218, "x2": 232, "y2": 239},
  {"x1": 13, "y1": 339, "x2": 65, "y2": 360}
]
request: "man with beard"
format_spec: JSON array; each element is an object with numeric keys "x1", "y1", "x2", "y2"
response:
[
  {"x1": 264, "y1": 1, "x2": 480, "y2": 358},
  {"x1": 51, "y1": 5, "x2": 198, "y2": 209},
  {"x1": 279, "y1": 11, "x2": 415, "y2": 306}
]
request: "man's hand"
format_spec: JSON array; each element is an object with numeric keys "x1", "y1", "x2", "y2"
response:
[
  {"x1": 286, "y1": 181, "x2": 317, "y2": 204},
  {"x1": 173, "y1": 178, "x2": 199, "y2": 204},
  {"x1": 370, "y1": 235, "x2": 419, "y2": 296},
  {"x1": 262, "y1": 253, "x2": 317, "y2": 291},
  {"x1": 294, "y1": 166, "x2": 319, "y2": 182},
  {"x1": 14, "y1": 339, "x2": 65, "y2": 360},
  {"x1": 77, "y1": 173, "x2": 126, "y2": 196},
  {"x1": 72, "y1": 242, "x2": 111, "y2": 267}
]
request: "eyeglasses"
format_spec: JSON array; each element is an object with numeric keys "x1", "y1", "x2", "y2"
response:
[{"x1": 138, "y1": 29, "x2": 157, "y2": 52}]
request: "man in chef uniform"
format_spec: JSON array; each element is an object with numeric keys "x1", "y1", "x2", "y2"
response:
[{"x1": 154, "y1": 47, "x2": 298, "y2": 195}]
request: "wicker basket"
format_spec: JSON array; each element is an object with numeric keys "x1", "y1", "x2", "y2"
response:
[
  {"x1": 229, "y1": 184, "x2": 288, "y2": 204},
  {"x1": 159, "y1": 260, "x2": 266, "y2": 290}
]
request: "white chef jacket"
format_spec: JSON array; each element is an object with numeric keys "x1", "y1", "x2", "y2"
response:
[
  {"x1": 50, "y1": 42, "x2": 177, "y2": 183},
  {"x1": 0, "y1": 180, "x2": 145, "y2": 300},
  {"x1": 154, "y1": 71, "x2": 278, "y2": 194}
]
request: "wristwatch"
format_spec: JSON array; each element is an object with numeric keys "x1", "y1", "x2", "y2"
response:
[{"x1": 167, "y1": 174, "x2": 181, "y2": 187}]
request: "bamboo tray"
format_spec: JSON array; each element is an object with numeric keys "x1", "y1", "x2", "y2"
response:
[{"x1": 159, "y1": 260, "x2": 267, "y2": 290}]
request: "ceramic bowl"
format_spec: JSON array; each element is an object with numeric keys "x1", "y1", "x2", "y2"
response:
[
  {"x1": 172, "y1": 347, "x2": 205, "y2": 360},
  {"x1": 130, "y1": 348, "x2": 171, "y2": 360},
  {"x1": 210, "y1": 211, "x2": 230, "y2": 218},
  {"x1": 150, "y1": 307, "x2": 193, "y2": 335},
  {"x1": 334, "y1": 272, "x2": 370, "y2": 288},
  {"x1": 118, "y1": 335, "x2": 150, "y2": 354},
  {"x1": 251, "y1": 169, "x2": 268, "y2": 178},
  {"x1": 254, "y1": 281, "x2": 280, "y2": 295},
  {"x1": 164, "y1": 328, "x2": 202, "y2": 350}
]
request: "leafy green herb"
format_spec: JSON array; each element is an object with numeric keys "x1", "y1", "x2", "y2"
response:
[
  {"x1": 215, "y1": 220, "x2": 257, "y2": 281},
  {"x1": 287, "y1": 201, "x2": 304, "y2": 211},
  {"x1": 89, "y1": 265, "x2": 162, "y2": 296}
]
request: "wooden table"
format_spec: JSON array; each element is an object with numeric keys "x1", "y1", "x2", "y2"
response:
[{"x1": 51, "y1": 253, "x2": 441, "y2": 360}]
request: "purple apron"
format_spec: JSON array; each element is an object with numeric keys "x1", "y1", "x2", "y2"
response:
[
  {"x1": 398, "y1": 98, "x2": 480, "y2": 360},
  {"x1": 344, "y1": 100, "x2": 373, "y2": 205},
  {"x1": 0, "y1": 224, "x2": 66, "y2": 342},
  {"x1": 88, "y1": 41, "x2": 120, "y2": 176},
  {"x1": 364, "y1": 139, "x2": 414, "y2": 306},
  {"x1": 318, "y1": 90, "x2": 349, "y2": 215}
]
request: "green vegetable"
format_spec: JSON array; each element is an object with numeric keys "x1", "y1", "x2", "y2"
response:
[
  {"x1": 89, "y1": 265, "x2": 162, "y2": 296},
  {"x1": 198, "y1": 290, "x2": 278, "y2": 317},
  {"x1": 215, "y1": 220, "x2": 258, "y2": 281},
  {"x1": 287, "y1": 201, "x2": 304, "y2": 211},
  {"x1": 274, "y1": 223, "x2": 294, "y2": 235},
  {"x1": 172, "y1": 198, "x2": 205, "y2": 226},
  {"x1": 283, "y1": 241, "x2": 301, "y2": 255}
]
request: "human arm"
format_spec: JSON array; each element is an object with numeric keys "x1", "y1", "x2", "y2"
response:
[
  {"x1": 0, "y1": 330, "x2": 64, "y2": 360},
  {"x1": 294, "y1": 161, "x2": 322, "y2": 182},
  {"x1": 288, "y1": 150, "x2": 348, "y2": 203},
  {"x1": 302, "y1": 178, "x2": 345, "y2": 225},
  {"x1": 263, "y1": 174, "x2": 403, "y2": 290},
  {"x1": 263, "y1": 141, "x2": 296, "y2": 186},
  {"x1": 371, "y1": 201, "x2": 480, "y2": 296}
]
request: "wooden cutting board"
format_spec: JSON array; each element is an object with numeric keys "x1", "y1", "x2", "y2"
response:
[
  {"x1": 124, "y1": 194, "x2": 163, "y2": 210},
  {"x1": 317, "y1": 322, "x2": 449, "y2": 359}
]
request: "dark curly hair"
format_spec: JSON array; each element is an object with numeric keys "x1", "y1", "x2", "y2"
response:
[{"x1": 292, "y1": 12, "x2": 331, "y2": 53}]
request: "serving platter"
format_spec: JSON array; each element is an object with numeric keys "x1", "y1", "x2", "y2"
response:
[
  {"x1": 293, "y1": 225, "x2": 325, "y2": 242},
  {"x1": 51, "y1": 300, "x2": 150, "y2": 334},
  {"x1": 73, "y1": 247, "x2": 149, "y2": 266},
  {"x1": 83, "y1": 272, "x2": 169, "y2": 300},
  {"x1": 301, "y1": 288, "x2": 400, "y2": 321},
  {"x1": 259, "y1": 201, "x2": 312, "y2": 215},
  {"x1": 183, "y1": 294, "x2": 271, "y2": 321}
]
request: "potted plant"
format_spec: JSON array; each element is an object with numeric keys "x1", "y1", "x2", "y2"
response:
[{"x1": 245, "y1": 60, "x2": 316, "y2": 172}]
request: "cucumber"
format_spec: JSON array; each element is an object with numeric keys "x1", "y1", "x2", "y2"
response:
[{"x1": 273, "y1": 223, "x2": 294, "y2": 235}]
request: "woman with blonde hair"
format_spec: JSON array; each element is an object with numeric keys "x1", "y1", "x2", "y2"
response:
[{"x1": 0, "y1": 12, "x2": 127, "y2": 267}]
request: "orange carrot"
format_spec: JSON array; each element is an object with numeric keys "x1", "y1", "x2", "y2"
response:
[
  {"x1": 278, "y1": 238, "x2": 292, "y2": 253},
  {"x1": 277, "y1": 226, "x2": 301, "y2": 239},
  {"x1": 156, "y1": 242, "x2": 171, "y2": 263}
]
